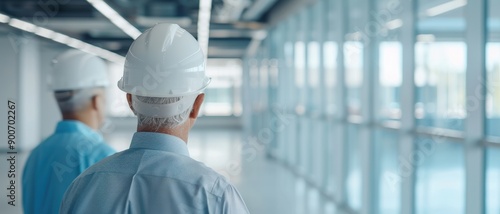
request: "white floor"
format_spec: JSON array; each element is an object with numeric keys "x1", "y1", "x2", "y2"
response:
[{"x1": 1, "y1": 127, "x2": 338, "y2": 214}]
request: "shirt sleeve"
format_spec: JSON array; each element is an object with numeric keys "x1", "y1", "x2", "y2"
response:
[{"x1": 221, "y1": 184, "x2": 250, "y2": 214}]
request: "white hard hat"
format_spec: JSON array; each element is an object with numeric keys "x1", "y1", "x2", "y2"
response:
[
  {"x1": 49, "y1": 49, "x2": 109, "y2": 91},
  {"x1": 117, "y1": 23, "x2": 210, "y2": 98}
]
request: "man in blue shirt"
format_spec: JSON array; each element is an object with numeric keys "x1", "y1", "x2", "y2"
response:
[
  {"x1": 60, "y1": 23, "x2": 249, "y2": 214},
  {"x1": 22, "y1": 50, "x2": 115, "y2": 214}
]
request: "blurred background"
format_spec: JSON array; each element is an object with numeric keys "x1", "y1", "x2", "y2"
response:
[{"x1": 0, "y1": 0, "x2": 499, "y2": 213}]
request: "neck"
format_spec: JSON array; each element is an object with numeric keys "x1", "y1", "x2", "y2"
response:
[
  {"x1": 137, "y1": 122, "x2": 191, "y2": 143},
  {"x1": 62, "y1": 112, "x2": 98, "y2": 130}
]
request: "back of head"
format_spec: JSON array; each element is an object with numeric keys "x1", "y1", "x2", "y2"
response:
[
  {"x1": 50, "y1": 49, "x2": 109, "y2": 114},
  {"x1": 117, "y1": 23, "x2": 210, "y2": 130}
]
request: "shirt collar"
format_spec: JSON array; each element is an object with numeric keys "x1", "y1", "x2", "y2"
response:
[
  {"x1": 55, "y1": 120, "x2": 103, "y2": 142},
  {"x1": 130, "y1": 132, "x2": 190, "y2": 157}
]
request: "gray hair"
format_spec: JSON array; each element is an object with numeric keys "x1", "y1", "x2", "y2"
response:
[
  {"x1": 54, "y1": 88, "x2": 100, "y2": 113},
  {"x1": 135, "y1": 95, "x2": 193, "y2": 130}
]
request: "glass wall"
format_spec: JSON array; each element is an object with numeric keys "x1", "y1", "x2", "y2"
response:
[
  {"x1": 244, "y1": 0, "x2": 495, "y2": 213},
  {"x1": 415, "y1": 0, "x2": 467, "y2": 131},
  {"x1": 376, "y1": 0, "x2": 403, "y2": 122},
  {"x1": 295, "y1": 10, "x2": 307, "y2": 113},
  {"x1": 344, "y1": 0, "x2": 366, "y2": 117},
  {"x1": 487, "y1": 0, "x2": 500, "y2": 137},
  {"x1": 415, "y1": 138, "x2": 465, "y2": 214},
  {"x1": 202, "y1": 58, "x2": 243, "y2": 116},
  {"x1": 346, "y1": 124, "x2": 362, "y2": 210},
  {"x1": 374, "y1": 130, "x2": 400, "y2": 214},
  {"x1": 378, "y1": 42, "x2": 402, "y2": 121},
  {"x1": 322, "y1": 0, "x2": 340, "y2": 198}
]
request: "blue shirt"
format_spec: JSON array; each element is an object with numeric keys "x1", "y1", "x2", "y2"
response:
[
  {"x1": 60, "y1": 132, "x2": 250, "y2": 214},
  {"x1": 22, "y1": 120, "x2": 115, "y2": 214}
]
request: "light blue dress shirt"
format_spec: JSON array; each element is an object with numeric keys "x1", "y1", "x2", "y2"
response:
[
  {"x1": 22, "y1": 120, "x2": 115, "y2": 214},
  {"x1": 60, "y1": 132, "x2": 250, "y2": 214}
]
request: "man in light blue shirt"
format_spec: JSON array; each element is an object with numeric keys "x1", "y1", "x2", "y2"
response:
[
  {"x1": 22, "y1": 50, "x2": 115, "y2": 214},
  {"x1": 60, "y1": 23, "x2": 249, "y2": 214}
]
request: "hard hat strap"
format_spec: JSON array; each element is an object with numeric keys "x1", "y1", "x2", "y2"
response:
[{"x1": 131, "y1": 94, "x2": 198, "y2": 118}]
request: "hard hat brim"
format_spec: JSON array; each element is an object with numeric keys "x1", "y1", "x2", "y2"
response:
[{"x1": 118, "y1": 76, "x2": 211, "y2": 98}]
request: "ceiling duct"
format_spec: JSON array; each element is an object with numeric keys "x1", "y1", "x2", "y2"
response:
[
  {"x1": 241, "y1": 0, "x2": 277, "y2": 21},
  {"x1": 213, "y1": 0, "x2": 251, "y2": 22},
  {"x1": 144, "y1": 1, "x2": 179, "y2": 17}
]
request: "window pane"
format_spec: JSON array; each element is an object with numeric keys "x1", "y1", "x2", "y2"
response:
[
  {"x1": 324, "y1": 123, "x2": 339, "y2": 195},
  {"x1": 487, "y1": 148, "x2": 500, "y2": 213},
  {"x1": 487, "y1": 0, "x2": 500, "y2": 137},
  {"x1": 106, "y1": 58, "x2": 243, "y2": 117},
  {"x1": 295, "y1": 42, "x2": 306, "y2": 90},
  {"x1": 284, "y1": 19, "x2": 296, "y2": 111},
  {"x1": 310, "y1": 120, "x2": 324, "y2": 184},
  {"x1": 344, "y1": 41, "x2": 363, "y2": 116},
  {"x1": 323, "y1": 41, "x2": 338, "y2": 116},
  {"x1": 323, "y1": 0, "x2": 339, "y2": 117},
  {"x1": 298, "y1": 117, "x2": 309, "y2": 173},
  {"x1": 259, "y1": 58, "x2": 269, "y2": 110},
  {"x1": 345, "y1": 0, "x2": 366, "y2": 117},
  {"x1": 308, "y1": 41, "x2": 321, "y2": 112},
  {"x1": 294, "y1": 11, "x2": 308, "y2": 112},
  {"x1": 376, "y1": 0, "x2": 403, "y2": 121},
  {"x1": 415, "y1": 0, "x2": 467, "y2": 131},
  {"x1": 106, "y1": 62, "x2": 134, "y2": 117},
  {"x1": 346, "y1": 124, "x2": 362, "y2": 210},
  {"x1": 308, "y1": 2, "x2": 322, "y2": 114},
  {"x1": 202, "y1": 59, "x2": 243, "y2": 116},
  {"x1": 379, "y1": 42, "x2": 402, "y2": 121},
  {"x1": 249, "y1": 59, "x2": 259, "y2": 118},
  {"x1": 375, "y1": 130, "x2": 400, "y2": 214},
  {"x1": 415, "y1": 138, "x2": 465, "y2": 214}
]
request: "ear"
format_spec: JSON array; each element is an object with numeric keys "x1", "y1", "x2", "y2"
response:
[
  {"x1": 91, "y1": 95, "x2": 100, "y2": 111},
  {"x1": 189, "y1": 93, "x2": 204, "y2": 119},
  {"x1": 126, "y1": 93, "x2": 134, "y2": 112}
]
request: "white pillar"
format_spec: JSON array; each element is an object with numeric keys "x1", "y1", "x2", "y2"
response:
[
  {"x1": 18, "y1": 35, "x2": 41, "y2": 151},
  {"x1": 0, "y1": 33, "x2": 20, "y2": 152}
]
